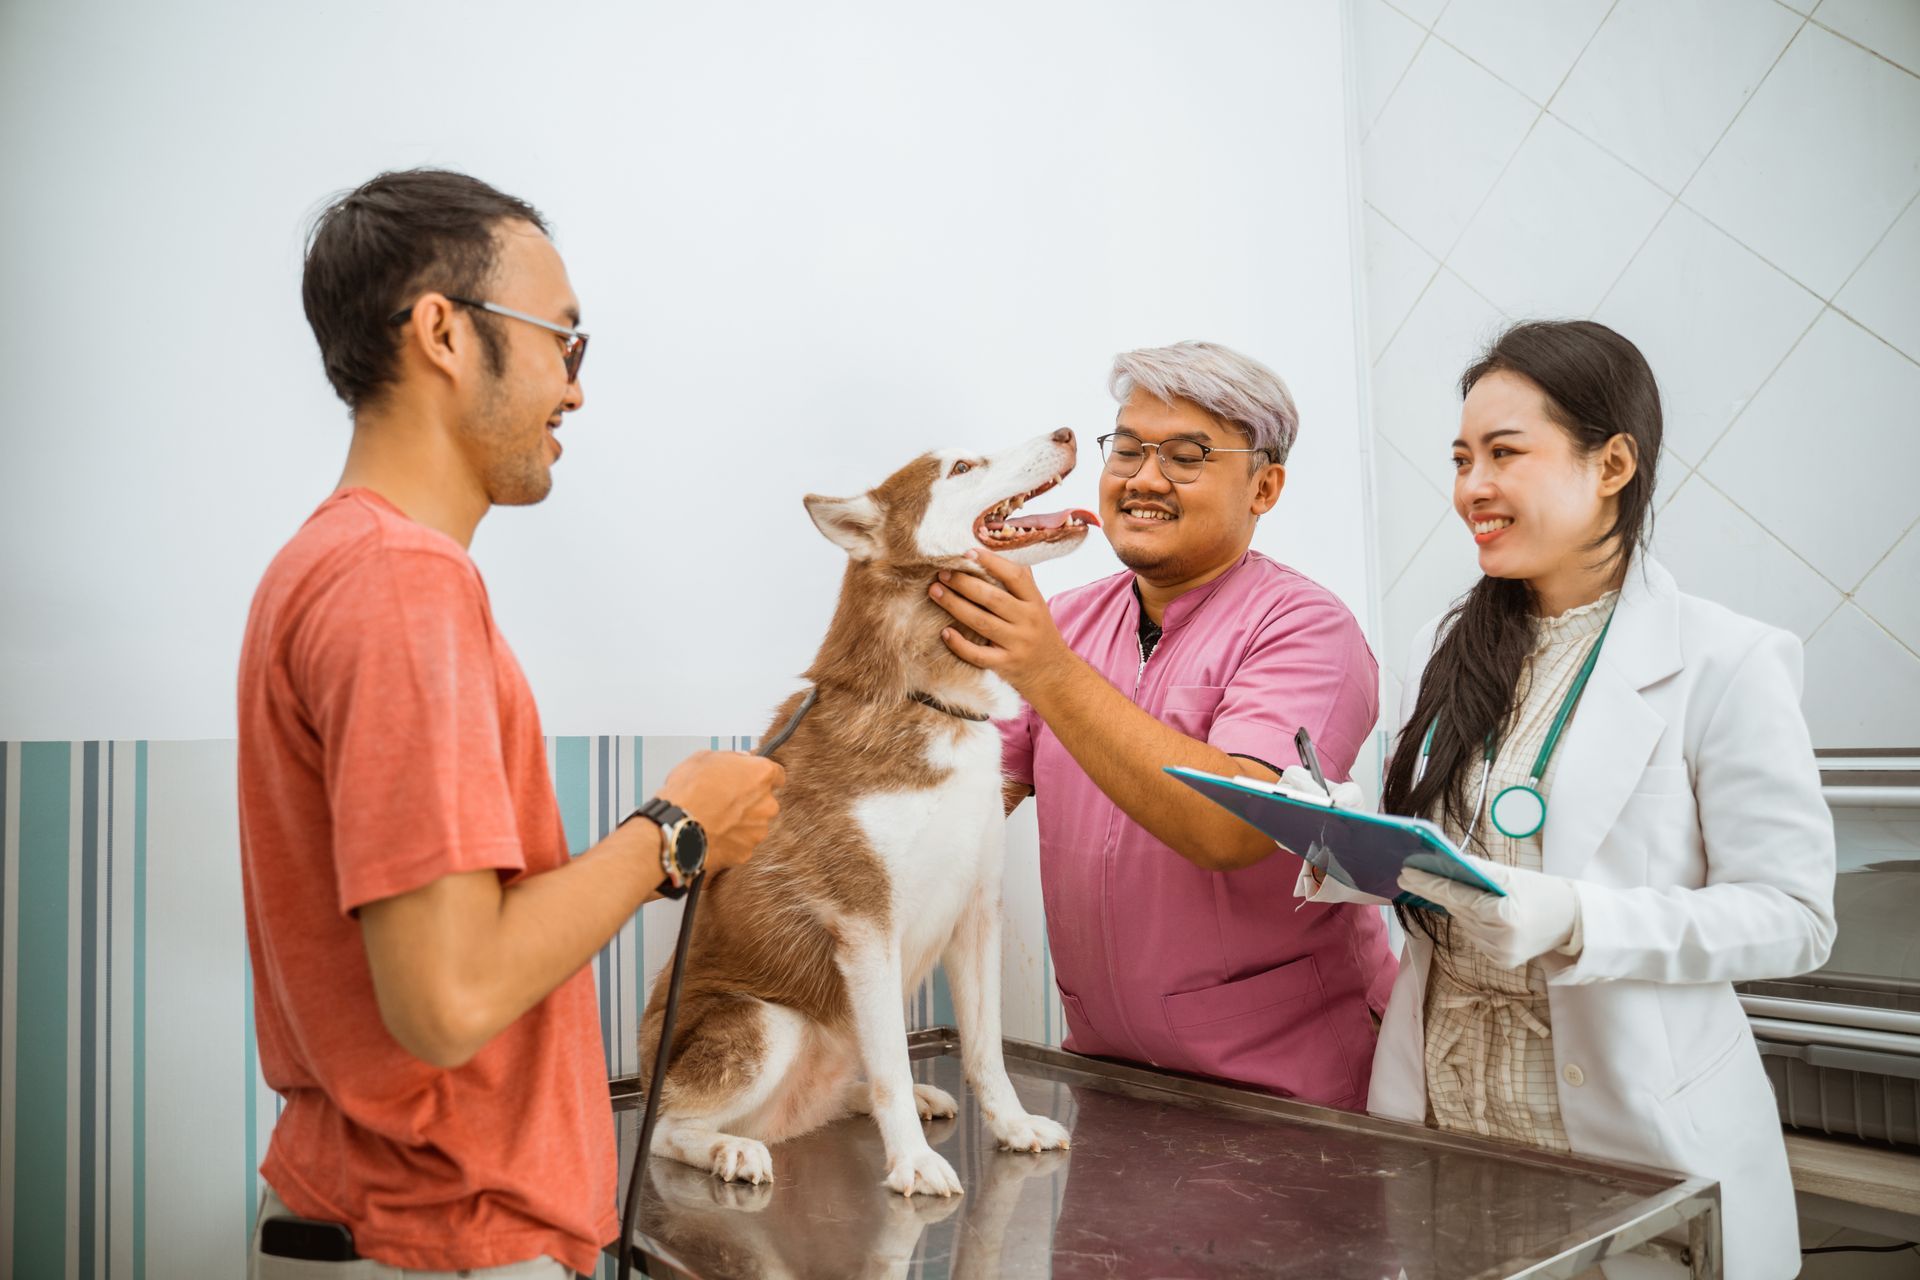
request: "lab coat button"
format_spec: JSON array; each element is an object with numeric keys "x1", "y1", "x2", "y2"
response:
[{"x1": 1562, "y1": 1063, "x2": 1585, "y2": 1087}]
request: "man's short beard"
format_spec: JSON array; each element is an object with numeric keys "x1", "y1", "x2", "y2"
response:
[
  {"x1": 471, "y1": 374, "x2": 553, "y2": 507},
  {"x1": 487, "y1": 452, "x2": 553, "y2": 507},
  {"x1": 1113, "y1": 540, "x2": 1201, "y2": 583}
]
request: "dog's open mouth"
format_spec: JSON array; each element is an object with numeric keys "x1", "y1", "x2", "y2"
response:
[{"x1": 974, "y1": 473, "x2": 1101, "y2": 549}]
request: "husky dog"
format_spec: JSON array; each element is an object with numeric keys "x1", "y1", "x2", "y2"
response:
[{"x1": 639, "y1": 429, "x2": 1096, "y2": 1196}]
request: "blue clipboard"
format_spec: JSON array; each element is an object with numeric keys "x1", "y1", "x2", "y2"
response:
[{"x1": 1164, "y1": 766, "x2": 1505, "y2": 908}]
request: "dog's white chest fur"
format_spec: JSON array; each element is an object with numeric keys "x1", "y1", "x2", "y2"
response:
[{"x1": 849, "y1": 719, "x2": 1004, "y2": 993}]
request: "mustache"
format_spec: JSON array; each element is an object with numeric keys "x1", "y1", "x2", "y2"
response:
[{"x1": 1117, "y1": 492, "x2": 1180, "y2": 515}]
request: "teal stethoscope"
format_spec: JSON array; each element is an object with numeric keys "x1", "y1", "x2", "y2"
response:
[{"x1": 1413, "y1": 609, "x2": 1616, "y2": 843}]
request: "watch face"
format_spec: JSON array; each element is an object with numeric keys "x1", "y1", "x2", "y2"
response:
[{"x1": 675, "y1": 820, "x2": 708, "y2": 878}]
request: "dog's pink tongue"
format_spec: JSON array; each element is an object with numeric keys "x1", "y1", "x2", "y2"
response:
[{"x1": 1008, "y1": 508, "x2": 1101, "y2": 531}]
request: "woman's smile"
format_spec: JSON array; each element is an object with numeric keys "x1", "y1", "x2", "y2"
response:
[{"x1": 1470, "y1": 514, "x2": 1514, "y2": 544}]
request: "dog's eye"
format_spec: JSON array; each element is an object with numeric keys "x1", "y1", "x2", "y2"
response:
[{"x1": 949, "y1": 461, "x2": 972, "y2": 476}]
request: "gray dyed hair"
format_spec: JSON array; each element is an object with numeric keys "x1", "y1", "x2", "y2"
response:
[{"x1": 1108, "y1": 341, "x2": 1300, "y2": 465}]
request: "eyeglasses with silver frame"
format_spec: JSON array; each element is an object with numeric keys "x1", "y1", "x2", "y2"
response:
[
  {"x1": 1096, "y1": 431, "x2": 1271, "y2": 484},
  {"x1": 388, "y1": 294, "x2": 589, "y2": 382}
]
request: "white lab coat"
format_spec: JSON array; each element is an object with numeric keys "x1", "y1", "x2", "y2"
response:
[{"x1": 1352, "y1": 557, "x2": 1836, "y2": 1279}]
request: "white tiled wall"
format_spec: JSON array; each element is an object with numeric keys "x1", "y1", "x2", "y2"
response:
[{"x1": 1355, "y1": 0, "x2": 1920, "y2": 748}]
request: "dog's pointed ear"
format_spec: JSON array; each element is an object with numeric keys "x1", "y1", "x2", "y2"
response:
[{"x1": 804, "y1": 492, "x2": 883, "y2": 558}]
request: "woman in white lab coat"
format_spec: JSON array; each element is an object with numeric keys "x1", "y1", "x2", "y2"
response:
[{"x1": 1294, "y1": 319, "x2": 1835, "y2": 1279}]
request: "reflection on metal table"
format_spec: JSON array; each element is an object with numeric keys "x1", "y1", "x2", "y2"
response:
[{"x1": 607, "y1": 1028, "x2": 1719, "y2": 1279}]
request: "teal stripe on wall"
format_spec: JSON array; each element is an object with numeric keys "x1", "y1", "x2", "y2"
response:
[
  {"x1": 79, "y1": 741, "x2": 98, "y2": 1280},
  {"x1": 15, "y1": 742, "x2": 70, "y2": 1280},
  {"x1": 558, "y1": 736, "x2": 591, "y2": 857},
  {"x1": 595, "y1": 737, "x2": 612, "y2": 1072},
  {"x1": 932, "y1": 967, "x2": 954, "y2": 1028}
]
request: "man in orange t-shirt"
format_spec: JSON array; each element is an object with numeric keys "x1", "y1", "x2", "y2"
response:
[{"x1": 238, "y1": 169, "x2": 784, "y2": 1277}]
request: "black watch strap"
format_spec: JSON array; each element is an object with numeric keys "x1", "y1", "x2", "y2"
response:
[
  {"x1": 628, "y1": 796, "x2": 688, "y2": 825},
  {"x1": 625, "y1": 797, "x2": 698, "y2": 898}
]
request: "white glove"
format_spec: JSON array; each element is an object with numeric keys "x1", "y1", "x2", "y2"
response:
[
  {"x1": 1273, "y1": 765, "x2": 1364, "y2": 811},
  {"x1": 1397, "y1": 855, "x2": 1582, "y2": 970},
  {"x1": 1275, "y1": 767, "x2": 1371, "y2": 901}
]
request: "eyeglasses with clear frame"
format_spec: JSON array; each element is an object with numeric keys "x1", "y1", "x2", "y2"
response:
[
  {"x1": 388, "y1": 294, "x2": 589, "y2": 382},
  {"x1": 1096, "y1": 431, "x2": 1271, "y2": 483}
]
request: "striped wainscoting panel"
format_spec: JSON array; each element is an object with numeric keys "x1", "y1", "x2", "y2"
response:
[{"x1": 0, "y1": 736, "x2": 1062, "y2": 1279}]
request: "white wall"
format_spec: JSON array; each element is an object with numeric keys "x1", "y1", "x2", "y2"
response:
[
  {"x1": 1353, "y1": 0, "x2": 1920, "y2": 749},
  {"x1": 0, "y1": 0, "x2": 1374, "y2": 741}
]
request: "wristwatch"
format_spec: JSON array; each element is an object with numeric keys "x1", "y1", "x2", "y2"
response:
[{"x1": 626, "y1": 797, "x2": 708, "y2": 899}]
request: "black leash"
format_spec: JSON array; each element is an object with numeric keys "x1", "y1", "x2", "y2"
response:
[{"x1": 616, "y1": 687, "x2": 817, "y2": 1280}]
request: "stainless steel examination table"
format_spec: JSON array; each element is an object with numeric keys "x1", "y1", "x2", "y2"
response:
[{"x1": 607, "y1": 1028, "x2": 1720, "y2": 1279}]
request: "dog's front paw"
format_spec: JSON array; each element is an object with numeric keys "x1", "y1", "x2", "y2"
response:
[
  {"x1": 913, "y1": 1082, "x2": 959, "y2": 1121},
  {"x1": 883, "y1": 1145, "x2": 964, "y2": 1197},
  {"x1": 991, "y1": 1112, "x2": 1071, "y2": 1153},
  {"x1": 707, "y1": 1135, "x2": 774, "y2": 1185}
]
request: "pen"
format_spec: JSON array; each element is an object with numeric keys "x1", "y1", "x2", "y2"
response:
[{"x1": 1294, "y1": 725, "x2": 1329, "y2": 796}]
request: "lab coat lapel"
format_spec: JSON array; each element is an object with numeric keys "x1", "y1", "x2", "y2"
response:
[{"x1": 1542, "y1": 558, "x2": 1682, "y2": 879}]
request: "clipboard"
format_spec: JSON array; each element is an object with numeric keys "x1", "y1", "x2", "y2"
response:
[{"x1": 1164, "y1": 766, "x2": 1506, "y2": 906}]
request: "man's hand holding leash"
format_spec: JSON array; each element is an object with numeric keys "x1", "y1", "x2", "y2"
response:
[{"x1": 656, "y1": 751, "x2": 785, "y2": 874}]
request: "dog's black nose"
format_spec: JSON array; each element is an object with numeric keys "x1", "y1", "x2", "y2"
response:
[{"x1": 1052, "y1": 428, "x2": 1074, "y2": 447}]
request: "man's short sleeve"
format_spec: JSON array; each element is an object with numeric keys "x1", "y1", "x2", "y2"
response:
[
  {"x1": 999, "y1": 701, "x2": 1040, "y2": 790},
  {"x1": 1207, "y1": 603, "x2": 1379, "y2": 782},
  {"x1": 293, "y1": 549, "x2": 526, "y2": 916}
]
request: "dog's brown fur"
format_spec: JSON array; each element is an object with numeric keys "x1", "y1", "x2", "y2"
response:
[
  {"x1": 638, "y1": 434, "x2": 1084, "y2": 1192},
  {"x1": 638, "y1": 457, "x2": 992, "y2": 1101}
]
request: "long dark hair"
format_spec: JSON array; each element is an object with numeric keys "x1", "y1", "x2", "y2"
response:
[{"x1": 1380, "y1": 320, "x2": 1662, "y2": 938}]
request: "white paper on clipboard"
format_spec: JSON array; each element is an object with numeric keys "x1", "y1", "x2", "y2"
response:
[{"x1": 1164, "y1": 766, "x2": 1506, "y2": 905}]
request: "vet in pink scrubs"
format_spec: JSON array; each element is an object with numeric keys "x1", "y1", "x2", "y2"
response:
[{"x1": 1002, "y1": 550, "x2": 1396, "y2": 1107}]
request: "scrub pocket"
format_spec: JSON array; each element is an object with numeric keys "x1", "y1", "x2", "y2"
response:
[
  {"x1": 1160, "y1": 684, "x2": 1227, "y2": 739},
  {"x1": 1161, "y1": 955, "x2": 1362, "y2": 1105},
  {"x1": 1058, "y1": 988, "x2": 1096, "y2": 1052}
]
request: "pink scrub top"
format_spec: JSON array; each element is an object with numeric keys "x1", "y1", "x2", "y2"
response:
[{"x1": 1002, "y1": 551, "x2": 1396, "y2": 1108}]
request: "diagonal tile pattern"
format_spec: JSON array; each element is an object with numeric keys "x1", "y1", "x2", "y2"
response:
[
  {"x1": 1651, "y1": 474, "x2": 1842, "y2": 641},
  {"x1": 1357, "y1": 0, "x2": 1920, "y2": 747},
  {"x1": 1802, "y1": 605, "x2": 1920, "y2": 747},
  {"x1": 1363, "y1": 207, "x2": 1440, "y2": 360},
  {"x1": 1684, "y1": 23, "x2": 1920, "y2": 298},
  {"x1": 1853, "y1": 523, "x2": 1920, "y2": 660},
  {"x1": 1447, "y1": 114, "x2": 1668, "y2": 317},
  {"x1": 1362, "y1": 38, "x2": 1538, "y2": 258},
  {"x1": 1834, "y1": 195, "x2": 1920, "y2": 363},
  {"x1": 1595, "y1": 205, "x2": 1822, "y2": 465},
  {"x1": 1813, "y1": 0, "x2": 1920, "y2": 78},
  {"x1": 1370, "y1": 268, "x2": 1509, "y2": 467},
  {"x1": 1355, "y1": 0, "x2": 1427, "y2": 134},
  {"x1": 1433, "y1": 0, "x2": 1613, "y2": 106},
  {"x1": 1699, "y1": 309, "x2": 1920, "y2": 591},
  {"x1": 1551, "y1": 0, "x2": 1801, "y2": 194},
  {"x1": 1375, "y1": 438, "x2": 1454, "y2": 588}
]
